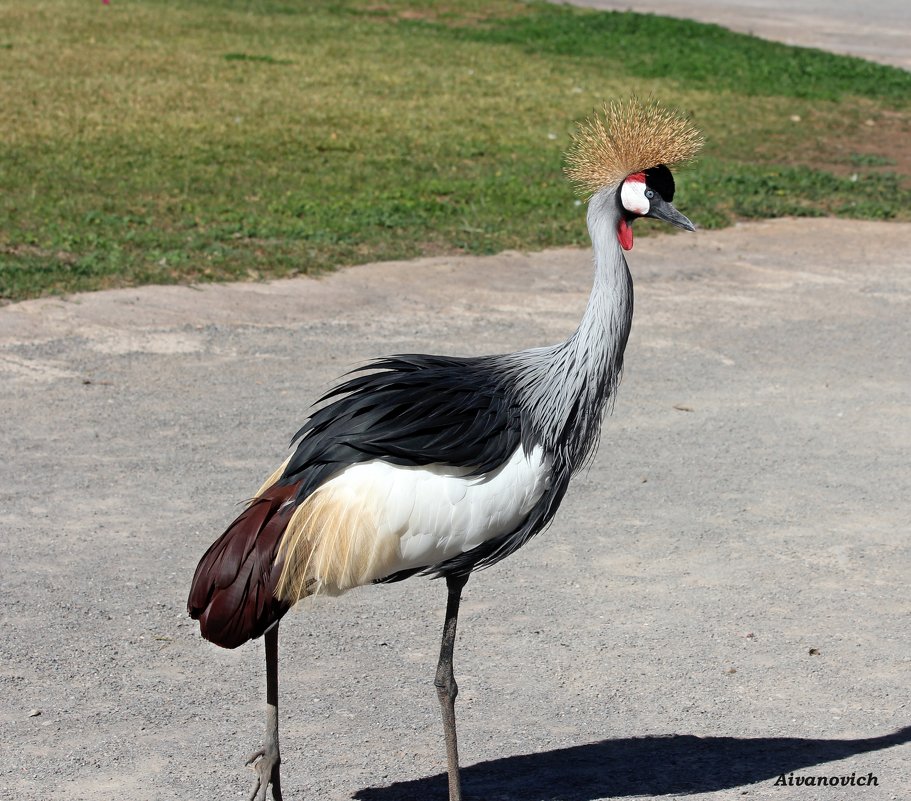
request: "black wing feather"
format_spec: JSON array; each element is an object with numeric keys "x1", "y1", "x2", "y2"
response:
[{"x1": 280, "y1": 355, "x2": 524, "y2": 503}]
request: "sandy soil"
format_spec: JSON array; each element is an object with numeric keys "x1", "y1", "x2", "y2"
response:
[{"x1": 0, "y1": 217, "x2": 909, "y2": 800}]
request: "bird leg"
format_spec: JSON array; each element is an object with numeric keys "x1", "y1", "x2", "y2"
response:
[
  {"x1": 435, "y1": 573, "x2": 469, "y2": 801},
  {"x1": 246, "y1": 624, "x2": 283, "y2": 801}
]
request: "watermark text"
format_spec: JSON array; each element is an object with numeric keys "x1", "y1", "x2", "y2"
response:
[{"x1": 774, "y1": 772, "x2": 878, "y2": 788}]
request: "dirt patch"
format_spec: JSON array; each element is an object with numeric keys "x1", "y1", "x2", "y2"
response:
[
  {"x1": 360, "y1": 2, "x2": 526, "y2": 27},
  {"x1": 757, "y1": 106, "x2": 911, "y2": 181}
]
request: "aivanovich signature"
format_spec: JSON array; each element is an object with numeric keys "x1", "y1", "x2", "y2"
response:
[{"x1": 775, "y1": 771, "x2": 878, "y2": 787}]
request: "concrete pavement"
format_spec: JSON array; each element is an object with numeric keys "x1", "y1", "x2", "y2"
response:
[
  {"x1": 562, "y1": 0, "x2": 911, "y2": 70},
  {"x1": 2, "y1": 219, "x2": 909, "y2": 799}
]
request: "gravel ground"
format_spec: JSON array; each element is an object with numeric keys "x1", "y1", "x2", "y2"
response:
[{"x1": 1, "y1": 218, "x2": 909, "y2": 800}]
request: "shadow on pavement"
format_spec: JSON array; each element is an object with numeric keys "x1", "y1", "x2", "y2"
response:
[{"x1": 354, "y1": 726, "x2": 911, "y2": 800}]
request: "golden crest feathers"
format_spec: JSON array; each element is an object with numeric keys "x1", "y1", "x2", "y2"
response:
[{"x1": 565, "y1": 98, "x2": 703, "y2": 196}]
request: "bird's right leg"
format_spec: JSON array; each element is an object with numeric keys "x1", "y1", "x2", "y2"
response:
[
  {"x1": 435, "y1": 573, "x2": 469, "y2": 801},
  {"x1": 246, "y1": 623, "x2": 283, "y2": 801}
]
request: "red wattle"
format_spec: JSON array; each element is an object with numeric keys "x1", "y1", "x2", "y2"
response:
[{"x1": 618, "y1": 218, "x2": 634, "y2": 251}]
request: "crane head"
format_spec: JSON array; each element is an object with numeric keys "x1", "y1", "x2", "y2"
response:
[
  {"x1": 617, "y1": 164, "x2": 695, "y2": 251},
  {"x1": 564, "y1": 98, "x2": 703, "y2": 250}
]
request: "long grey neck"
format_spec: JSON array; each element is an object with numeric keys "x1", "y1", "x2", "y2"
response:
[{"x1": 504, "y1": 186, "x2": 633, "y2": 471}]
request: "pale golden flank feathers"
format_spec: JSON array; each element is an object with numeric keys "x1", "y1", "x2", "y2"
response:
[
  {"x1": 565, "y1": 98, "x2": 703, "y2": 196},
  {"x1": 275, "y1": 483, "x2": 397, "y2": 603}
]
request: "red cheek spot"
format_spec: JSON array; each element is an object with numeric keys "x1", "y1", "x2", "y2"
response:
[
  {"x1": 625, "y1": 172, "x2": 646, "y2": 184},
  {"x1": 618, "y1": 218, "x2": 634, "y2": 251}
]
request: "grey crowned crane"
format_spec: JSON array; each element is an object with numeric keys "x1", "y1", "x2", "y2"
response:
[{"x1": 188, "y1": 98, "x2": 702, "y2": 801}]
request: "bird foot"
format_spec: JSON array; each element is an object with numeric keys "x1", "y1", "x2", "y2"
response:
[{"x1": 246, "y1": 746, "x2": 283, "y2": 801}]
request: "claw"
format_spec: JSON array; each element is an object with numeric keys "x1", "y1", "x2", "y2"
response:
[{"x1": 246, "y1": 747, "x2": 282, "y2": 801}]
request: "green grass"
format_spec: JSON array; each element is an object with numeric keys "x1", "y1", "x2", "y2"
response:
[{"x1": 1, "y1": 0, "x2": 909, "y2": 300}]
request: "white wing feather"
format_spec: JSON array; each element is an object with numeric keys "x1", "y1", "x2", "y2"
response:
[{"x1": 319, "y1": 445, "x2": 551, "y2": 582}]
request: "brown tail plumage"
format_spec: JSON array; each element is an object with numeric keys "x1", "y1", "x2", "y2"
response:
[{"x1": 187, "y1": 481, "x2": 298, "y2": 649}]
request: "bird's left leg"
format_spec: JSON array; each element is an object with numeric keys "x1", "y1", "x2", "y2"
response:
[
  {"x1": 435, "y1": 573, "x2": 469, "y2": 801},
  {"x1": 246, "y1": 623, "x2": 283, "y2": 801}
]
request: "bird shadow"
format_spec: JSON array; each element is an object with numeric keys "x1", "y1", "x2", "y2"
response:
[{"x1": 353, "y1": 726, "x2": 911, "y2": 800}]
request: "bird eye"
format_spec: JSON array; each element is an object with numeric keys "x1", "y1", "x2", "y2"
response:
[{"x1": 645, "y1": 189, "x2": 655, "y2": 199}]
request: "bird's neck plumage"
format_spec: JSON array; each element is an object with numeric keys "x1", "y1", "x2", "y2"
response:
[{"x1": 505, "y1": 187, "x2": 633, "y2": 472}]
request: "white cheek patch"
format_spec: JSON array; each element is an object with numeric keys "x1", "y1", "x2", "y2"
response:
[{"x1": 621, "y1": 179, "x2": 650, "y2": 216}]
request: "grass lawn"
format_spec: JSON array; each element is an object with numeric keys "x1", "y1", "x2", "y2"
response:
[{"x1": 1, "y1": 0, "x2": 910, "y2": 300}]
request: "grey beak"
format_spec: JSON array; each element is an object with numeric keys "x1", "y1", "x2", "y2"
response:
[{"x1": 645, "y1": 196, "x2": 696, "y2": 232}]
